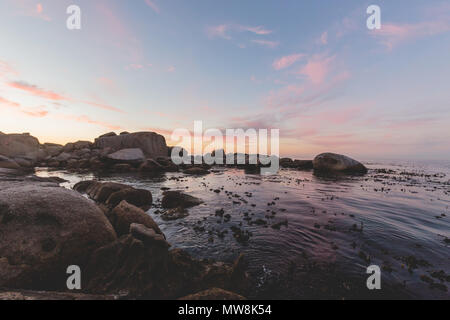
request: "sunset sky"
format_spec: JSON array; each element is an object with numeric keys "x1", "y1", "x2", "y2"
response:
[{"x1": 1, "y1": 0, "x2": 450, "y2": 160}]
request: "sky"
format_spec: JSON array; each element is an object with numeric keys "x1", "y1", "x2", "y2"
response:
[{"x1": 0, "y1": 0, "x2": 450, "y2": 160}]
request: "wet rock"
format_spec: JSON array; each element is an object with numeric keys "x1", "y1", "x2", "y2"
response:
[
  {"x1": 106, "y1": 187, "x2": 153, "y2": 209},
  {"x1": 109, "y1": 201, "x2": 161, "y2": 236},
  {"x1": 313, "y1": 153, "x2": 367, "y2": 175},
  {"x1": 271, "y1": 219, "x2": 288, "y2": 230},
  {"x1": 178, "y1": 288, "x2": 246, "y2": 300},
  {"x1": 161, "y1": 207, "x2": 189, "y2": 221},
  {"x1": 130, "y1": 223, "x2": 169, "y2": 248},
  {"x1": 161, "y1": 191, "x2": 203, "y2": 209},
  {"x1": 183, "y1": 167, "x2": 209, "y2": 175},
  {"x1": 0, "y1": 180, "x2": 117, "y2": 290}
]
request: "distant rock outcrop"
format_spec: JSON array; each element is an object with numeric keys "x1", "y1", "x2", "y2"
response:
[
  {"x1": 313, "y1": 153, "x2": 367, "y2": 175},
  {"x1": 94, "y1": 132, "x2": 168, "y2": 159}
]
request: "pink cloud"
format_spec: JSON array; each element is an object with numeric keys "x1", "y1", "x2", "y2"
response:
[
  {"x1": 61, "y1": 114, "x2": 123, "y2": 131},
  {"x1": 298, "y1": 54, "x2": 335, "y2": 85},
  {"x1": 206, "y1": 24, "x2": 273, "y2": 40},
  {"x1": 167, "y1": 65, "x2": 176, "y2": 72},
  {"x1": 0, "y1": 60, "x2": 18, "y2": 78},
  {"x1": 7, "y1": 80, "x2": 124, "y2": 113},
  {"x1": 7, "y1": 81, "x2": 67, "y2": 100},
  {"x1": 318, "y1": 31, "x2": 328, "y2": 45},
  {"x1": 144, "y1": 0, "x2": 160, "y2": 14},
  {"x1": 372, "y1": 18, "x2": 450, "y2": 50},
  {"x1": 81, "y1": 100, "x2": 125, "y2": 114},
  {"x1": 0, "y1": 96, "x2": 20, "y2": 108},
  {"x1": 11, "y1": 0, "x2": 51, "y2": 21},
  {"x1": 206, "y1": 24, "x2": 231, "y2": 39},
  {"x1": 95, "y1": 1, "x2": 143, "y2": 62},
  {"x1": 272, "y1": 54, "x2": 305, "y2": 70},
  {"x1": 0, "y1": 96, "x2": 49, "y2": 117},
  {"x1": 239, "y1": 25, "x2": 272, "y2": 35},
  {"x1": 251, "y1": 39, "x2": 279, "y2": 48}
]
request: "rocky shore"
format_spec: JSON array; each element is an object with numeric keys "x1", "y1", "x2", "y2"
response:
[
  {"x1": 0, "y1": 168, "x2": 250, "y2": 300},
  {"x1": 0, "y1": 131, "x2": 367, "y2": 175},
  {"x1": 0, "y1": 130, "x2": 368, "y2": 300}
]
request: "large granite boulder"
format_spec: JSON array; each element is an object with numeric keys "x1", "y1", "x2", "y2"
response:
[
  {"x1": 106, "y1": 148, "x2": 145, "y2": 163},
  {"x1": 0, "y1": 133, "x2": 40, "y2": 159},
  {"x1": 313, "y1": 153, "x2": 367, "y2": 175},
  {"x1": 108, "y1": 201, "x2": 161, "y2": 236},
  {"x1": 0, "y1": 155, "x2": 20, "y2": 169},
  {"x1": 0, "y1": 180, "x2": 117, "y2": 290},
  {"x1": 94, "y1": 132, "x2": 168, "y2": 158}
]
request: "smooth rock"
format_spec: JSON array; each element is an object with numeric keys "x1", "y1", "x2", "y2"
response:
[
  {"x1": 313, "y1": 152, "x2": 367, "y2": 174},
  {"x1": 0, "y1": 155, "x2": 20, "y2": 169},
  {"x1": 161, "y1": 191, "x2": 203, "y2": 209},
  {"x1": 0, "y1": 181, "x2": 117, "y2": 290},
  {"x1": 109, "y1": 201, "x2": 161, "y2": 236},
  {"x1": 107, "y1": 148, "x2": 145, "y2": 163},
  {"x1": 94, "y1": 131, "x2": 168, "y2": 158}
]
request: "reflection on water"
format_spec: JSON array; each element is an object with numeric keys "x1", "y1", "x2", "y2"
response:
[{"x1": 36, "y1": 160, "x2": 450, "y2": 299}]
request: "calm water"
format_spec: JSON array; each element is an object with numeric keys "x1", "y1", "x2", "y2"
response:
[{"x1": 36, "y1": 160, "x2": 450, "y2": 299}]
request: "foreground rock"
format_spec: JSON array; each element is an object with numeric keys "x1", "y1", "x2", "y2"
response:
[
  {"x1": 0, "y1": 179, "x2": 117, "y2": 290},
  {"x1": 161, "y1": 191, "x2": 203, "y2": 209},
  {"x1": 0, "y1": 174, "x2": 249, "y2": 299},
  {"x1": 109, "y1": 201, "x2": 162, "y2": 236},
  {"x1": 0, "y1": 290, "x2": 117, "y2": 300},
  {"x1": 94, "y1": 132, "x2": 168, "y2": 158},
  {"x1": 313, "y1": 153, "x2": 367, "y2": 175},
  {"x1": 73, "y1": 180, "x2": 152, "y2": 209}
]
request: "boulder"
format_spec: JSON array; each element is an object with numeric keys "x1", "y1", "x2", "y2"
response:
[
  {"x1": 109, "y1": 201, "x2": 162, "y2": 236},
  {"x1": 94, "y1": 131, "x2": 168, "y2": 158},
  {"x1": 106, "y1": 148, "x2": 145, "y2": 163},
  {"x1": 313, "y1": 153, "x2": 367, "y2": 174},
  {"x1": 105, "y1": 187, "x2": 152, "y2": 209},
  {"x1": 161, "y1": 207, "x2": 189, "y2": 221},
  {"x1": 73, "y1": 181, "x2": 152, "y2": 209},
  {"x1": 178, "y1": 288, "x2": 246, "y2": 300},
  {"x1": 139, "y1": 159, "x2": 164, "y2": 173},
  {"x1": 42, "y1": 143, "x2": 63, "y2": 157},
  {"x1": 54, "y1": 152, "x2": 72, "y2": 162},
  {"x1": 13, "y1": 157, "x2": 33, "y2": 168},
  {"x1": 0, "y1": 180, "x2": 117, "y2": 290},
  {"x1": 99, "y1": 132, "x2": 117, "y2": 138},
  {"x1": 0, "y1": 133, "x2": 40, "y2": 159},
  {"x1": 0, "y1": 155, "x2": 20, "y2": 169},
  {"x1": 129, "y1": 223, "x2": 169, "y2": 248},
  {"x1": 161, "y1": 191, "x2": 203, "y2": 209},
  {"x1": 73, "y1": 141, "x2": 92, "y2": 150},
  {"x1": 183, "y1": 167, "x2": 209, "y2": 175}
]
